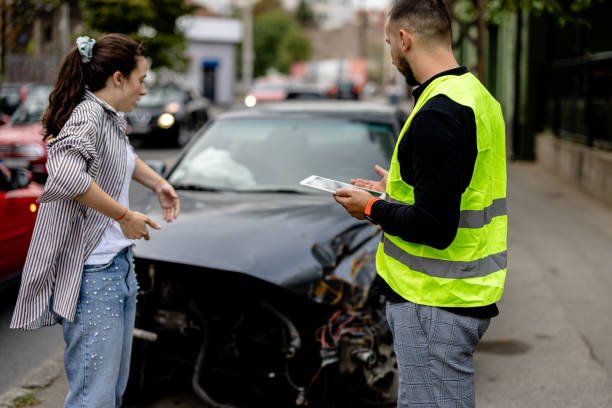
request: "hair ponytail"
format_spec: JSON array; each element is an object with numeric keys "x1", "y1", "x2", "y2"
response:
[
  {"x1": 42, "y1": 33, "x2": 145, "y2": 141},
  {"x1": 42, "y1": 49, "x2": 87, "y2": 140}
]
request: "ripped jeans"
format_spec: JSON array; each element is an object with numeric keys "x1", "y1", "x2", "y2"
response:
[{"x1": 61, "y1": 246, "x2": 137, "y2": 408}]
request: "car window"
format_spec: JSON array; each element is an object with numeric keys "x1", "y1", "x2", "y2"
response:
[
  {"x1": 251, "y1": 83, "x2": 286, "y2": 92},
  {"x1": 285, "y1": 91, "x2": 322, "y2": 100},
  {"x1": 169, "y1": 118, "x2": 396, "y2": 191},
  {"x1": 0, "y1": 162, "x2": 11, "y2": 190},
  {"x1": 0, "y1": 86, "x2": 22, "y2": 113},
  {"x1": 9, "y1": 90, "x2": 50, "y2": 126},
  {"x1": 138, "y1": 87, "x2": 184, "y2": 107}
]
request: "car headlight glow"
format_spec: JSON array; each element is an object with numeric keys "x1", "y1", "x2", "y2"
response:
[
  {"x1": 164, "y1": 102, "x2": 181, "y2": 114},
  {"x1": 158, "y1": 113, "x2": 175, "y2": 129},
  {"x1": 244, "y1": 95, "x2": 257, "y2": 108}
]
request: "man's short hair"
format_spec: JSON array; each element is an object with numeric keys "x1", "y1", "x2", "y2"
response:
[{"x1": 388, "y1": 0, "x2": 452, "y2": 44}]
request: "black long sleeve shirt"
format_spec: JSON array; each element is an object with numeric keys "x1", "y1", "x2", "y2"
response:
[{"x1": 370, "y1": 67, "x2": 498, "y2": 319}]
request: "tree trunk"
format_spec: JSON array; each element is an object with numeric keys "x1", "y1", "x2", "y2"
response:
[{"x1": 475, "y1": 0, "x2": 485, "y2": 80}]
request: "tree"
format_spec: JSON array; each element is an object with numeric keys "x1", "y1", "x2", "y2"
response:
[
  {"x1": 253, "y1": 0, "x2": 282, "y2": 16},
  {"x1": 79, "y1": 0, "x2": 196, "y2": 71},
  {"x1": 295, "y1": 0, "x2": 315, "y2": 27},
  {"x1": 447, "y1": 0, "x2": 604, "y2": 79},
  {"x1": 0, "y1": 0, "x2": 63, "y2": 81},
  {"x1": 252, "y1": 10, "x2": 312, "y2": 77},
  {"x1": 0, "y1": 0, "x2": 61, "y2": 53},
  {"x1": 277, "y1": 28, "x2": 312, "y2": 72}
]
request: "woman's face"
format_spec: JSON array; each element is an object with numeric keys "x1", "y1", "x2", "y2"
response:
[{"x1": 116, "y1": 56, "x2": 148, "y2": 113}]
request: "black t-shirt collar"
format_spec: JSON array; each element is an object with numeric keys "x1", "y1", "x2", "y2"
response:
[{"x1": 412, "y1": 66, "x2": 468, "y2": 102}]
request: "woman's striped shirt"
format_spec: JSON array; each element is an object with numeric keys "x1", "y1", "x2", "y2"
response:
[{"x1": 11, "y1": 90, "x2": 132, "y2": 330}]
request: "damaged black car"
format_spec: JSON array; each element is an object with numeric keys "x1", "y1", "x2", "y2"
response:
[{"x1": 127, "y1": 101, "x2": 407, "y2": 407}]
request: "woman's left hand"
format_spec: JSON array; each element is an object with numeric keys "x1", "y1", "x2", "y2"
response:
[{"x1": 154, "y1": 180, "x2": 180, "y2": 222}]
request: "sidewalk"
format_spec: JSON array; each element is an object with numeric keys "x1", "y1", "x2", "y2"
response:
[
  {"x1": 2, "y1": 161, "x2": 612, "y2": 407},
  {"x1": 476, "y1": 161, "x2": 612, "y2": 407}
]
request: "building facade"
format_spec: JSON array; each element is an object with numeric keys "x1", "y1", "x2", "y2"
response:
[{"x1": 178, "y1": 16, "x2": 242, "y2": 105}]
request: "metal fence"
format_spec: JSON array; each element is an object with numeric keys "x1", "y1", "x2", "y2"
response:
[
  {"x1": 5, "y1": 54, "x2": 59, "y2": 84},
  {"x1": 545, "y1": 51, "x2": 612, "y2": 150}
]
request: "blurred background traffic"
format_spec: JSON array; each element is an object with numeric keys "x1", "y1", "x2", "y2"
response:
[
  {"x1": 0, "y1": 0, "x2": 611, "y2": 404},
  {"x1": 0, "y1": 0, "x2": 610, "y2": 154}
]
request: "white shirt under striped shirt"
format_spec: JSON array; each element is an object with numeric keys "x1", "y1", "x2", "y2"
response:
[
  {"x1": 11, "y1": 90, "x2": 136, "y2": 330},
  {"x1": 85, "y1": 143, "x2": 135, "y2": 265}
]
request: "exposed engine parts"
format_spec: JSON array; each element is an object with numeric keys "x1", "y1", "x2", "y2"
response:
[{"x1": 127, "y1": 257, "x2": 396, "y2": 408}]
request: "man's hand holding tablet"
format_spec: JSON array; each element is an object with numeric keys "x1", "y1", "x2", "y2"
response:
[{"x1": 299, "y1": 175, "x2": 385, "y2": 198}]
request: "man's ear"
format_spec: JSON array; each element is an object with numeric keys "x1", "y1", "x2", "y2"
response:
[{"x1": 398, "y1": 29, "x2": 411, "y2": 53}]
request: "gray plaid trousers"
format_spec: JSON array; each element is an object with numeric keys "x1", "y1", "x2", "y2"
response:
[{"x1": 386, "y1": 301, "x2": 490, "y2": 407}]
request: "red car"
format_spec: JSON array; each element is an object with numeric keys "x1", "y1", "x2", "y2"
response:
[
  {"x1": 0, "y1": 163, "x2": 41, "y2": 289},
  {"x1": 0, "y1": 84, "x2": 50, "y2": 184}
]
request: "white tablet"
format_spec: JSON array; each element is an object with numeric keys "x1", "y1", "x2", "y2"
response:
[{"x1": 299, "y1": 175, "x2": 385, "y2": 198}]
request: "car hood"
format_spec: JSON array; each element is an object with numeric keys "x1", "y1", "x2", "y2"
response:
[
  {"x1": 0, "y1": 124, "x2": 43, "y2": 144},
  {"x1": 134, "y1": 191, "x2": 371, "y2": 291}
]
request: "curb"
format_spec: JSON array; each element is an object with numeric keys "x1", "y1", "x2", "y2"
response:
[{"x1": 0, "y1": 352, "x2": 64, "y2": 408}]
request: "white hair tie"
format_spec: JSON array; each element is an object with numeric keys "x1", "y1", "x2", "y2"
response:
[{"x1": 76, "y1": 36, "x2": 96, "y2": 64}]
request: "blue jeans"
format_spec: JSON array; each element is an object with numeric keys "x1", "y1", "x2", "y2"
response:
[
  {"x1": 386, "y1": 301, "x2": 490, "y2": 408},
  {"x1": 61, "y1": 247, "x2": 137, "y2": 408}
]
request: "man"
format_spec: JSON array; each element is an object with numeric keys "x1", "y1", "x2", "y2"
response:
[{"x1": 334, "y1": 0, "x2": 507, "y2": 407}]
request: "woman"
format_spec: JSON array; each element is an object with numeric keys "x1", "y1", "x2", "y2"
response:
[{"x1": 10, "y1": 34, "x2": 180, "y2": 407}]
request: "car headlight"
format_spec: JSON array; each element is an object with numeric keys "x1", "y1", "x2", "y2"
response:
[
  {"x1": 244, "y1": 94, "x2": 257, "y2": 108},
  {"x1": 164, "y1": 102, "x2": 181, "y2": 114},
  {"x1": 158, "y1": 113, "x2": 175, "y2": 129}
]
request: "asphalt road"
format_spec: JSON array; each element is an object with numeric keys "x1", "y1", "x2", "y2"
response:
[
  {"x1": 474, "y1": 162, "x2": 612, "y2": 407},
  {"x1": 0, "y1": 287, "x2": 63, "y2": 396},
  {"x1": 0, "y1": 145, "x2": 181, "y2": 396}
]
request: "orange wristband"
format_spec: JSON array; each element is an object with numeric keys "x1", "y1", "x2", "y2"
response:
[
  {"x1": 364, "y1": 197, "x2": 381, "y2": 217},
  {"x1": 114, "y1": 207, "x2": 128, "y2": 221}
]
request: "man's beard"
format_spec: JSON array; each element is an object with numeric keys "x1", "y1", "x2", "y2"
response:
[{"x1": 397, "y1": 55, "x2": 420, "y2": 87}]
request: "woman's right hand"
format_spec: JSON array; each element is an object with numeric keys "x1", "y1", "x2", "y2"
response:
[
  {"x1": 351, "y1": 164, "x2": 388, "y2": 193},
  {"x1": 118, "y1": 210, "x2": 160, "y2": 240}
]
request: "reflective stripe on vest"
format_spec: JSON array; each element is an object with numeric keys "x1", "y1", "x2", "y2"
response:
[
  {"x1": 382, "y1": 234, "x2": 507, "y2": 279},
  {"x1": 387, "y1": 197, "x2": 507, "y2": 229},
  {"x1": 458, "y1": 197, "x2": 507, "y2": 228}
]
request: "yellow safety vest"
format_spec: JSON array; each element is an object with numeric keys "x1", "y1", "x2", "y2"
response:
[{"x1": 377, "y1": 72, "x2": 507, "y2": 307}]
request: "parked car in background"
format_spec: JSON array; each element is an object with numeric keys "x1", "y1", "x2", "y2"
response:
[
  {"x1": 126, "y1": 101, "x2": 408, "y2": 407},
  {"x1": 0, "y1": 84, "x2": 51, "y2": 183},
  {"x1": 0, "y1": 82, "x2": 51, "y2": 119},
  {"x1": 0, "y1": 162, "x2": 41, "y2": 289},
  {"x1": 126, "y1": 84, "x2": 209, "y2": 147},
  {"x1": 284, "y1": 82, "x2": 326, "y2": 101},
  {"x1": 327, "y1": 80, "x2": 361, "y2": 100},
  {"x1": 245, "y1": 80, "x2": 326, "y2": 107},
  {"x1": 0, "y1": 83, "x2": 28, "y2": 117},
  {"x1": 243, "y1": 79, "x2": 289, "y2": 107}
]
